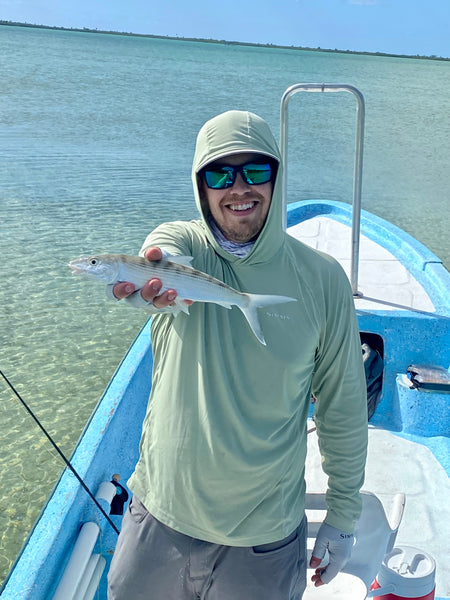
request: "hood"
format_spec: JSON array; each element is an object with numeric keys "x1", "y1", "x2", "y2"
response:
[{"x1": 191, "y1": 110, "x2": 285, "y2": 265}]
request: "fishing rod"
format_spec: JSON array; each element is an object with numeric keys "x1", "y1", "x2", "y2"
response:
[{"x1": 0, "y1": 369, "x2": 120, "y2": 535}]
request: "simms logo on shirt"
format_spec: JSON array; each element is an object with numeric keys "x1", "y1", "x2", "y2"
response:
[{"x1": 264, "y1": 311, "x2": 292, "y2": 321}]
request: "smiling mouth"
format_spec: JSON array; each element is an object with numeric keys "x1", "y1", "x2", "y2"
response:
[{"x1": 228, "y1": 201, "x2": 256, "y2": 212}]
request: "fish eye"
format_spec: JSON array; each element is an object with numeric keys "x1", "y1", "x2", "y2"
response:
[{"x1": 89, "y1": 258, "x2": 99, "y2": 266}]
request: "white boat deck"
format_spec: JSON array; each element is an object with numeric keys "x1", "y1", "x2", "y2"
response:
[
  {"x1": 305, "y1": 425, "x2": 450, "y2": 599},
  {"x1": 290, "y1": 215, "x2": 447, "y2": 597},
  {"x1": 288, "y1": 217, "x2": 435, "y2": 312}
]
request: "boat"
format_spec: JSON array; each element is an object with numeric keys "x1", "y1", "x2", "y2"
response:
[{"x1": 1, "y1": 84, "x2": 449, "y2": 600}]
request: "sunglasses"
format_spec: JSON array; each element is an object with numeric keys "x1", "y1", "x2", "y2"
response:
[{"x1": 202, "y1": 161, "x2": 274, "y2": 189}]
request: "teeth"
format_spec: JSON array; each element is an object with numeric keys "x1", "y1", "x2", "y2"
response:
[{"x1": 229, "y1": 202, "x2": 254, "y2": 211}]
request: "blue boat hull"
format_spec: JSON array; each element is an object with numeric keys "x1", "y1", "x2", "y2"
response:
[{"x1": 2, "y1": 201, "x2": 449, "y2": 599}]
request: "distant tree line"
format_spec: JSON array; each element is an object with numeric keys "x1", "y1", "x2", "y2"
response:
[{"x1": 0, "y1": 20, "x2": 447, "y2": 61}]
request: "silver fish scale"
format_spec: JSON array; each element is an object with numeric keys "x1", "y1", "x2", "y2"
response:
[{"x1": 115, "y1": 255, "x2": 246, "y2": 307}]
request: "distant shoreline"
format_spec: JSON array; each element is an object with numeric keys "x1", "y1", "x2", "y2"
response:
[{"x1": 1, "y1": 20, "x2": 448, "y2": 61}]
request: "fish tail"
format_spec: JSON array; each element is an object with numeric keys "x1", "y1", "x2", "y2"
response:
[{"x1": 239, "y1": 294, "x2": 296, "y2": 346}]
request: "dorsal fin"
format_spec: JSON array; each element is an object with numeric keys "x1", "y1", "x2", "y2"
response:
[{"x1": 168, "y1": 256, "x2": 194, "y2": 267}]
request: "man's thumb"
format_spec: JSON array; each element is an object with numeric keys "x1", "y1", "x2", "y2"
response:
[
  {"x1": 309, "y1": 555, "x2": 323, "y2": 568},
  {"x1": 310, "y1": 535, "x2": 328, "y2": 564}
]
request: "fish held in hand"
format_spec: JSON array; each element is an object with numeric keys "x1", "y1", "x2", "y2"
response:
[{"x1": 69, "y1": 253, "x2": 296, "y2": 345}]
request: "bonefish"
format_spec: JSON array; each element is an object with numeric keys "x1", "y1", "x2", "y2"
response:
[{"x1": 69, "y1": 253, "x2": 296, "y2": 345}]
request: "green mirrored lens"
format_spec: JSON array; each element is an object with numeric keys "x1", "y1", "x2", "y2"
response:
[
  {"x1": 204, "y1": 167, "x2": 234, "y2": 189},
  {"x1": 242, "y1": 164, "x2": 272, "y2": 184},
  {"x1": 203, "y1": 162, "x2": 273, "y2": 189}
]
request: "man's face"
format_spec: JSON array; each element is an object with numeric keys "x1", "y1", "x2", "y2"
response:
[{"x1": 200, "y1": 153, "x2": 274, "y2": 244}]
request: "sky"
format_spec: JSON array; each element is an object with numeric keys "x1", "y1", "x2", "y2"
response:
[{"x1": 0, "y1": 0, "x2": 449, "y2": 58}]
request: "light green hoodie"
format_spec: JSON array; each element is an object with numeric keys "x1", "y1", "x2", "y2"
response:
[{"x1": 127, "y1": 111, "x2": 368, "y2": 545}]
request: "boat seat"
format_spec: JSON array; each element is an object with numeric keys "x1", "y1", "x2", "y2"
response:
[
  {"x1": 407, "y1": 364, "x2": 450, "y2": 392},
  {"x1": 303, "y1": 490, "x2": 405, "y2": 599}
]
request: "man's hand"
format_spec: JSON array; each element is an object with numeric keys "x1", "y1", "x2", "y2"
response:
[
  {"x1": 309, "y1": 522, "x2": 354, "y2": 586},
  {"x1": 112, "y1": 247, "x2": 192, "y2": 309}
]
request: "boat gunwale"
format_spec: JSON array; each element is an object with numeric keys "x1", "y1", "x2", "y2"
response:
[
  {"x1": 287, "y1": 199, "x2": 450, "y2": 317},
  {"x1": 0, "y1": 320, "x2": 153, "y2": 598}
]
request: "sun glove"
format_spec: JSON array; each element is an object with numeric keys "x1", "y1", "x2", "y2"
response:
[{"x1": 310, "y1": 522, "x2": 354, "y2": 584}]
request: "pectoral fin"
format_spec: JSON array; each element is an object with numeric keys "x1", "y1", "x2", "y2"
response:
[{"x1": 174, "y1": 297, "x2": 191, "y2": 315}]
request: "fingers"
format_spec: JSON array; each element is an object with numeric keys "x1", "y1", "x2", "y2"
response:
[
  {"x1": 311, "y1": 569, "x2": 325, "y2": 587},
  {"x1": 141, "y1": 247, "x2": 177, "y2": 307},
  {"x1": 140, "y1": 280, "x2": 177, "y2": 308},
  {"x1": 309, "y1": 522, "x2": 354, "y2": 587},
  {"x1": 313, "y1": 561, "x2": 341, "y2": 586},
  {"x1": 310, "y1": 555, "x2": 325, "y2": 587},
  {"x1": 113, "y1": 278, "x2": 187, "y2": 308},
  {"x1": 113, "y1": 248, "x2": 164, "y2": 301},
  {"x1": 113, "y1": 247, "x2": 193, "y2": 307},
  {"x1": 309, "y1": 545, "x2": 351, "y2": 586},
  {"x1": 144, "y1": 247, "x2": 163, "y2": 261},
  {"x1": 310, "y1": 538, "x2": 327, "y2": 569},
  {"x1": 309, "y1": 556, "x2": 322, "y2": 569},
  {"x1": 112, "y1": 282, "x2": 136, "y2": 300}
]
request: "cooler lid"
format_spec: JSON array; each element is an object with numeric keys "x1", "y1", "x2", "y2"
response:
[{"x1": 378, "y1": 545, "x2": 436, "y2": 597}]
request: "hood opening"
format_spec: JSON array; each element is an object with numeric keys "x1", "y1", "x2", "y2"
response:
[{"x1": 191, "y1": 111, "x2": 285, "y2": 263}]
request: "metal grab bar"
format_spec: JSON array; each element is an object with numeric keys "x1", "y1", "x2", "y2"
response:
[{"x1": 280, "y1": 83, "x2": 365, "y2": 296}]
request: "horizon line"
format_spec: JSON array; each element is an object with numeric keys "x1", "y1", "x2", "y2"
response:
[{"x1": 1, "y1": 20, "x2": 448, "y2": 61}]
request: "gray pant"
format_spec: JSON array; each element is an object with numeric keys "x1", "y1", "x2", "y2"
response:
[{"x1": 108, "y1": 497, "x2": 307, "y2": 600}]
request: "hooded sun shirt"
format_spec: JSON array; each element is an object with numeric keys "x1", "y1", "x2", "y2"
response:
[{"x1": 127, "y1": 111, "x2": 368, "y2": 545}]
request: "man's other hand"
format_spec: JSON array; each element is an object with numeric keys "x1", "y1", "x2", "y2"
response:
[
  {"x1": 112, "y1": 247, "x2": 192, "y2": 308},
  {"x1": 309, "y1": 522, "x2": 354, "y2": 586}
]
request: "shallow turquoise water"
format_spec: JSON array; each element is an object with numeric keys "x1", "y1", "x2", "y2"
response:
[{"x1": 0, "y1": 25, "x2": 449, "y2": 582}]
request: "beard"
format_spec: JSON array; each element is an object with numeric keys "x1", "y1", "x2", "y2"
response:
[
  {"x1": 218, "y1": 218, "x2": 265, "y2": 243},
  {"x1": 213, "y1": 191, "x2": 269, "y2": 243}
]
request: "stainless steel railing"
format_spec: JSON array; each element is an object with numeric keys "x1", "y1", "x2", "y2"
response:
[{"x1": 280, "y1": 83, "x2": 365, "y2": 296}]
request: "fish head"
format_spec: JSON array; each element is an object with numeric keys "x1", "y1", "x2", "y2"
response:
[{"x1": 68, "y1": 255, "x2": 120, "y2": 284}]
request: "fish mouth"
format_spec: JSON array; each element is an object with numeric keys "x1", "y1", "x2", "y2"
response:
[{"x1": 68, "y1": 261, "x2": 84, "y2": 275}]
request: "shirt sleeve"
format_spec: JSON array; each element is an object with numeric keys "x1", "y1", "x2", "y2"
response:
[
  {"x1": 139, "y1": 222, "x2": 194, "y2": 258},
  {"x1": 311, "y1": 264, "x2": 368, "y2": 533}
]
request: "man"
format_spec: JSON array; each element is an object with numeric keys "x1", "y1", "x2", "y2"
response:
[{"x1": 108, "y1": 110, "x2": 368, "y2": 599}]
